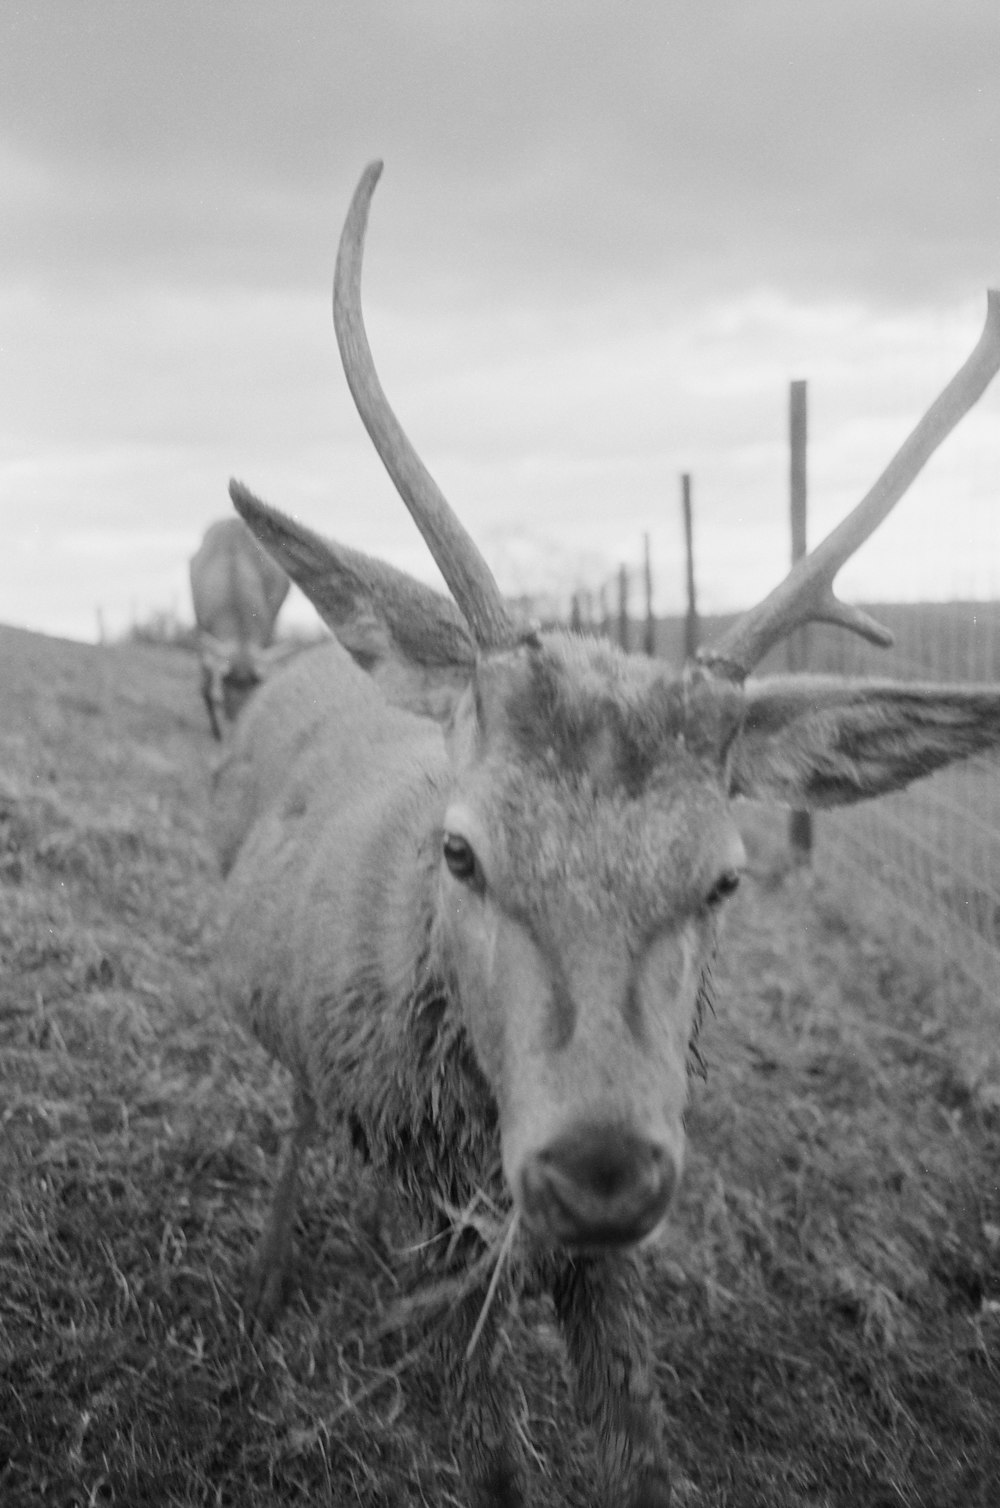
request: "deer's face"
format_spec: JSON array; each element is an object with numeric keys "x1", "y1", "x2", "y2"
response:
[{"x1": 437, "y1": 636, "x2": 746, "y2": 1251}]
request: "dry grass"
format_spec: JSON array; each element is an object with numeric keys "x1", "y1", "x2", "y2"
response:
[{"x1": 1, "y1": 622, "x2": 999, "y2": 1507}]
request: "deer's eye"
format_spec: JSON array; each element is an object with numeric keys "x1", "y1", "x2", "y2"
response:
[
  {"x1": 705, "y1": 869, "x2": 741, "y2": 909},
  {"x1": 443, "y1": 832, "x2": 481, "y2": 888}
]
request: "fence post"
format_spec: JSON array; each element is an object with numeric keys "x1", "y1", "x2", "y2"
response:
[
  {"x1": 681, "y1": 472, "x2": 699, "y2": 659},
  {"x1": 788, "y1": 379, "x2": 813, "y2": 861},
  {"x1": 617, "y1": 564, "x2": 629, "y2": 651},
  {"x1": 643, "y1": 533, "x2": 655, "y2": 656},
  {"x1": 570, "y1": 592, "x2": 582, "y2": 634}
]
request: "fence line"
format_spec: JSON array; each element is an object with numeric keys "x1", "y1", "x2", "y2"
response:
[
  {"x1": 561, "y1": 357, "x2": 999, "y2": 1008},
  {"x1": 728, "y1": 602, "x2": 1000, "y2": 1009},
  {"x1": 807, "y1": 604, "x2": 1000, "y2": 1009}
]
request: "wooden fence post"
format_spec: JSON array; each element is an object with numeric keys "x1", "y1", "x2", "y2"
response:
[
  {"x1": 617, "y1": 564, "x2": 629, "y2": 651},
  {"x1": 643, "y1": 533, "x2": 655, "y2": 656},
  {"x1": 788, "y1": 379, "x2": 813, "y2": 860},
  {"x1": 570, "y1": 592, "x2": 582, "y2": 634},
  {"x1": 681, "y1": 472, "x2": 699, "y2": 659}
]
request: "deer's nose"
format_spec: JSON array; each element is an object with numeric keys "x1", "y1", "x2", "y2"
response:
[{"x1": 519, "y1": 1122, "x2": 676, "y2": 1249}]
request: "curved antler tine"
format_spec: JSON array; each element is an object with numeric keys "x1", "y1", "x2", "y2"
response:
[
  {"x1": 333, "y1": 161, "x2": 518, "y2": 653},
  {"x1": 701, "y1": 289, "x2": 1000, "y2": 681}
]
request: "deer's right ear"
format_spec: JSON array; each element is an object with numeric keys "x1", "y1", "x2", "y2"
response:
[
  {"x1": 728, "y1": 675, "x2": 1000, "y2": 808},
  {"x1": 230, "y1": 481, "x2": 476, "y2": 720}
]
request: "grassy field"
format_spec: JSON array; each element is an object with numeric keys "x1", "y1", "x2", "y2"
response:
[{"x1": 2, "y1": 621, "x2": 999, "y2": 1507}]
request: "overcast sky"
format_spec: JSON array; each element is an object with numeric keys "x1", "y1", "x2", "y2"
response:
[{"x1": 2, "y1": 2, "x2": 998, "y2": 642}]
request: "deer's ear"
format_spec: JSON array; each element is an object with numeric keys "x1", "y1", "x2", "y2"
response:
[
  {"x1": 728, "y1": 675, "x2": 1000, "y2": 808},
  {"x1": 230, "y1": 481, "x2": 476, "y2": 720}
]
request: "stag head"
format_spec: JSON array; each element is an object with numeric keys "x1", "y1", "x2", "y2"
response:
[{"x1": 229, "y1": 164, "x2": 1000, "y2": 1250}]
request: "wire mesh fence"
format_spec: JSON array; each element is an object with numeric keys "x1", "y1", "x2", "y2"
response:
[{"x1": 803, "y1": 605, "x2": 1000, "y2": 1011}]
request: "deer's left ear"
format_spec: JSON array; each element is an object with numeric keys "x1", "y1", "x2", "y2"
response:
[
  {"x1": 230, "y1": 480, "x2": 477, "y2": 720},
  {"x1": 727, "y1": 675, "x2": 1000, "y2": 808}
]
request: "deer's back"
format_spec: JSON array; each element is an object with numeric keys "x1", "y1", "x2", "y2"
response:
[{"x1": 191, "y1": 518, "x2": 288, "y2": 645}]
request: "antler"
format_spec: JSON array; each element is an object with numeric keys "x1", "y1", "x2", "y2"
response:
[
  {"x1": 334, "y1": 161, "x2": 519, "y2": 653},
  {"x1": 700, "y1": 290, "x2": 1000, "y2": 681}
]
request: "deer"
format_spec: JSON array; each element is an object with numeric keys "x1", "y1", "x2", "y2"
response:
[
  {"x1": 189, "y1": 515, "x2": 291, "y2": 738},
  {"x1": 212, "y1": 161, "x2": 1000, "y2": 1508}
]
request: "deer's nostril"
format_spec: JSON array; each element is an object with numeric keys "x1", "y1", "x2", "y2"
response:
[
  {"x1": 541, "y1": 1126, "x2": 664, "y2": 1198},
  {"x1": 521, "y1": 1123, "x2": 676, "y2": 1248}
]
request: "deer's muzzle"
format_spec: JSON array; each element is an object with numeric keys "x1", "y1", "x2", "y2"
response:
[{"x1": 519, "y1": 1122, "x2": 676, "y2": 1249}]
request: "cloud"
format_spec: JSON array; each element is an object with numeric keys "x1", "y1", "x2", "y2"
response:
[
  {"x1": 4, "y1": 3, "x2": 998, "y2": 301},
  {"x1": 1, "y1": 4, "x2": 998, "y2": 641}
]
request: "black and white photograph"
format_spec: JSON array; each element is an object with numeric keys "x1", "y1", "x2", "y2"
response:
[{"x1": 2, "y1": 6, "x2": 999, "y2": 1505}]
